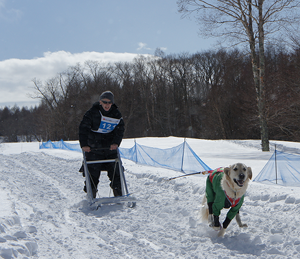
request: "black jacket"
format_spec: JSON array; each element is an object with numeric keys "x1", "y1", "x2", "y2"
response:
[{"x1": 79, "y1": 102, "x2": 125, "y2": 150}]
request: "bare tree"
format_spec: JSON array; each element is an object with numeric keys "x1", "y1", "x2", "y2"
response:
[{"x1": 178, "y1": 0, "x2": 300, "y2": 151}]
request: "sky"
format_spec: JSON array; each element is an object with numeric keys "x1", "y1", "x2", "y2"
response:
[
  {"x1": 1, "y1": 137, "x2": 300, "y2": 258},
  {"x1": 0, "y1": 0, "x2": 216, "y2": 108}
]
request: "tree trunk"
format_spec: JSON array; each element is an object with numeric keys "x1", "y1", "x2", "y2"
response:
[
  {"x1": 258, "y1": 0, "x2": 269, "y2": 151},
  {"x1": 247, "y1": 0, "x2": 269, "y2": 151}
]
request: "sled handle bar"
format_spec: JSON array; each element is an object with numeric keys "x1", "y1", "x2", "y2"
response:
[
  {"x1": 82, "y1": 147, "x2": 118, "y2": 151},
  {"x1": 85, "y1": 159, "x2": 118, "y2": 164}
]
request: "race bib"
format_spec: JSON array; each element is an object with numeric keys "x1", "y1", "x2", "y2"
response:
[{"x1": 92, "y1": 111, "x2": 121, "y2": 134}]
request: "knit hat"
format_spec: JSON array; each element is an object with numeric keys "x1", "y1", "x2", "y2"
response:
[{"x1": 99, "y1": 91, "x2": 114, "y2": 103}]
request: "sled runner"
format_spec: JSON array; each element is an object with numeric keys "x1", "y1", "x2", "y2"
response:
[{"x1": 82, "y1": 148, "x2": 136, "y2": 209}]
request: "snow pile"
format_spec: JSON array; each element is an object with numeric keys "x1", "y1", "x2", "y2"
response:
[{"x1": 0, "y1": 137, "x2": 300, "y2": 258}]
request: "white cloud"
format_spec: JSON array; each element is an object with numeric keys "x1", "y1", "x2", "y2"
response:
[
  {"x1": 0, "y1": 51, "x2": 150, "y2": 107},
  {"x1": 137, "y1": 42, "x2": 152, "y2": 51}
]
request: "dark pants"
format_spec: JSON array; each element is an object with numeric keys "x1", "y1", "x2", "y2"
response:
[{"x1": 82, "y1": 150, "x2": 122, "y2": 195}]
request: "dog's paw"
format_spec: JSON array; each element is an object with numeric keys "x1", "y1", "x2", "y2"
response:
[
  {"x1": 208, "y1": 222, "x2": 221, "y2": 230},
  {"x1": 217, "y1": 228, "x2": 226, "y2": 237},
  {"x1": 208, "y1": 214, "x2": 214, "y2": 224},
  {"x1": 212, "y1": 225, "x2": 222, "y2": 231},
  {"x1": 239, "y1": 223, "x2": 248, "y2": 228}
]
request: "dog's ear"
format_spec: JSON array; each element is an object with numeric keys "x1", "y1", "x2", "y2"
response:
[
  {"x1": 224, "y1": 167, "x2": 231, "y2": 176},
  {"x1": 247, "y1": 167, "x2": 253, "y2": 180}
]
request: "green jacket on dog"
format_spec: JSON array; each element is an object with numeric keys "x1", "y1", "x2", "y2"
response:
[{"x1": 206, "y1": 168, "x2": 244, "y2": 221}]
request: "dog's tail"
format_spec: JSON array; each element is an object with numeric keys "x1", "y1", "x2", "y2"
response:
[{"x1": 200, "y1": 195, "x2": 209, "y2": 222}]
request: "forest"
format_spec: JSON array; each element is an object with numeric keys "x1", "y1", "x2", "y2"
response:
[{"x1": 1, "y1": 46, "x2": 300, "y2": 143}]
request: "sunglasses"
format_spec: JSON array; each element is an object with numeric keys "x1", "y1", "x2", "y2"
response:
[{"x1": 101, "y1": 100, "x2": 112, "y2": 104}]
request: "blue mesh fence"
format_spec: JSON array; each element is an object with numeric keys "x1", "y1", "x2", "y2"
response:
[
  {"x1": 119, "y1": 141, "x2": 211, "y2": 173},
  {"x1": 39, "y1": 140, "x2": 82, "y2": 152},
  {"x1": 39, "y1": 139, "x2": 211, "y2": 174},
  {"x1": 40, "y1": 140, "x2": 300, "y2": 185},
  {"x1": 254, "y1": 150, "x2": 300, "y2": 186}
]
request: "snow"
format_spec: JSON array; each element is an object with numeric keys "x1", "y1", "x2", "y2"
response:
[{"x1": 1, "y1": 137, "x2": 300, "y2": 258}]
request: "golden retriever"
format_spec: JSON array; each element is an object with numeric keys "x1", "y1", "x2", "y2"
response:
[{"x1": 201, "y1": 163, "x2": 252, "y2": 237}]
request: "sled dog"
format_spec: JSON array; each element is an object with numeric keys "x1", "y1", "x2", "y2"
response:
[{"x1": 201, "y1": 163, "x2": 252, "y2": 237}]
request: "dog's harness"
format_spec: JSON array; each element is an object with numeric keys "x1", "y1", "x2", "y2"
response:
[
  {"x1": 224, "y1": 190, "x2": 241, "y2": 207},
  {"x1": 208, "y1": 168, "x2": 241, "y2": 208},
  {"x1": 208, "y1": 167, "x2": 223, "y2": 183}
]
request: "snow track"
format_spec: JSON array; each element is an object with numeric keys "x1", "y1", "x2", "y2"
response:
[{"x1": 0, "y1": 144, "x2": 300, "y2": 258}]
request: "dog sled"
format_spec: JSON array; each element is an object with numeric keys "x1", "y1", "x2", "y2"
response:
[{"x1": 82, "y1": 148, "x2": 136, "y2": 209}]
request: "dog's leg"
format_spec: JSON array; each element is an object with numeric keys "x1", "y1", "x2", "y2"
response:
[
  {"x1": 207, "y1": 201, "x2": 215, "y2": 227},
  {"x1": 218, "y1": 228, "x2": 226, "y2": 237},
  {"x1": 217, "y1": 217, "x2": 231, "y2": 237},
  {"x1": 208, "y1": 214, "x2": 214, "y2": 226},
  {"x1": 201, "y1": 197, "x2": 217, "y2": 228},
  {"x1": 235, "y1": 212, "x2": 248, "y2": 228},
  {"x1": 217, "y1": 212, "x2": 247, "y2": 237},
  {"x1": 211, "y1": 215, "x2": 222, "y2": 231}
]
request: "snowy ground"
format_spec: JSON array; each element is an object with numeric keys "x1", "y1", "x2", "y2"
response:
[{"x1": 0, "y1": 137, "x2": 300, "y2": 258}]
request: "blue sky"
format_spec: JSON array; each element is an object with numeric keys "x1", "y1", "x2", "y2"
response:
[
  {"x1": 0, "y1": 0, "x2": 216, "y2": 107},
  {"x1": 1, "y1": 0, "x2": 214, "y2": 60}
]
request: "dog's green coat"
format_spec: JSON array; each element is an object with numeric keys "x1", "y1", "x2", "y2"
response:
[{"x1": 206, "y1": 168, "x2": 244, "y2": 220}]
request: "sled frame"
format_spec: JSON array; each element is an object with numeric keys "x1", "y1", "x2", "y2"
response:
[{"x1": 82, "y1": 148, "x2": 136, "y2": 208}]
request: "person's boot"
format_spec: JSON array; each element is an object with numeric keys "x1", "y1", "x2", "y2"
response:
[
  {"x1": 83, "y1": 184, "x2": 97, "y2": 199},
  {"x1": 113, "y1": 187, "x2": 122, "y2": 197},
  {"x1": 92, "y1": 188, "x2": 97, "y2": 199},
  {"x1": 79, "y1": 164, "x2": 85, "y2": 177}
]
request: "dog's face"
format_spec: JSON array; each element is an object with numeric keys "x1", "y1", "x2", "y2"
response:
[{"x1": 224, "y1": 163, "x2": 252, "y2": 188}]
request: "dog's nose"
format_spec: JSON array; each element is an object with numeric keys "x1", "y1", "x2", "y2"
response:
[{"x1": 239, "y1": 173, "x2": 245, "y2": 179}]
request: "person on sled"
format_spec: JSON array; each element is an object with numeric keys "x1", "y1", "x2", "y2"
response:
[{"x1": 79, "y1": 90, "x2": 125, "y2": 198}]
